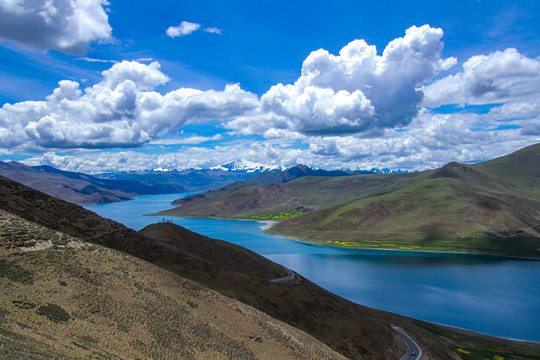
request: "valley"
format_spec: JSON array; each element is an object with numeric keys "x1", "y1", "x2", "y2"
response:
[
  {"x1": 90, "y1": 192, "x2": 540, "y2": 344},
  {"x1": 1, "y1": 145, "x2": 540, "y2": 359}
]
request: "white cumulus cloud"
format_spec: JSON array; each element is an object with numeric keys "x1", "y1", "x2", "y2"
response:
[
  {"x1": 166, "y1": 21, "x2": 201, "y2": 38},
  {"x1": 227, "y1": 25, "x2": 457, "y2": 137},
  {"x1": 3, "y1": 23, "x2": 539, "y2": 172},
  {"x1": 0, "y1": 61, "x2": 259, "y2": 150},
  {"x1": 0, "y1": 0, "x2": 112, "y2": 54},
  {"x1": 422, "y1": 48, "x2": 540, "y2": 108},
  {"x1": 305, "y1": 110, "x2": 537, "y2": 171}
]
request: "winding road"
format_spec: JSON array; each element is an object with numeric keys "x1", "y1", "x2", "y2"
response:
[
  {"x1": 269, "y1": 270, "x2": 422, "y2": 360},
  {"x1": 269, "y1": 266, "x2": 295, "y2": 283},
  {"x1": 392, "y1": 326, "x2": 422, "y2": 360}
]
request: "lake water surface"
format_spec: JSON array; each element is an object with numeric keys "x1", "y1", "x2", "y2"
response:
[{"x1": 87, "y1": 193, "x2": 540, "y2": 342}]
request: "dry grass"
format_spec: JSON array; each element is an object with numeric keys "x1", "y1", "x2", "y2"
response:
[{"x1": 0, "y1": 210, "x2": 346, "y2": 360}]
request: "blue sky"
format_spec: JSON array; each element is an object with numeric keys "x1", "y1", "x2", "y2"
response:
[{"x1": 0, "y1": 0, "x2": 539, "y2": 173}]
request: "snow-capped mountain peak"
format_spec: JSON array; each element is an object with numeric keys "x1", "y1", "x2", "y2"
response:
[{"x1": 211, "y1": 160, "x2": 282, "y2": 173}]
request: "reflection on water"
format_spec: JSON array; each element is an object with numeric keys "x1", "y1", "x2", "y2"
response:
[{"x1": 87, "y1": 193, "x2": 540, "y2": 342}]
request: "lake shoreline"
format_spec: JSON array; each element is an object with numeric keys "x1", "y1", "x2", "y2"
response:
[
  {"x1": 268, "y1": 229, "x2": 540, "y2": 260},
  {"x1": 147, "y1": 209, "x2": 540, "y2": 260},
  {"x1": 152, "y1": 213, "x2": 540, "y2": 260}
]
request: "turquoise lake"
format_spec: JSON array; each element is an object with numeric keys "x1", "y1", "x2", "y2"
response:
[{"x1": 87, "y1": 193, "x2": 540, "y2": 343}]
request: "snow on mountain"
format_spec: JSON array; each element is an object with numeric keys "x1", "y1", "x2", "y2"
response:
[
  {"x1": 152, "y1": 167, "x2": 173, "y2": 172},
  {"x1": 211, "y1": 160, "x2": 283, "y2": 173}
]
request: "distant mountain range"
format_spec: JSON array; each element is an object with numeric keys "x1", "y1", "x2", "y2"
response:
[
  {"x1": 157, "y1": 143, "x2": 540, "y2": 258},
  {"x1": 171, "y1": 164, "x2": 367, "y2": 206},
  {"x1": 96, "y1": 166, "x2": 262, "y2": 195},
  {"x1": 100, "y1": 160, "x2": 370, "y2": 192},
  {"x1": 0, "y1": 159, "x2": 381, "y2": 205},
  {"x1": 0, "y1": 161, "x2": 184, "y2": 205},
  {"x1": 0, "y1": 159, "x2": 285, "y2": 205}
]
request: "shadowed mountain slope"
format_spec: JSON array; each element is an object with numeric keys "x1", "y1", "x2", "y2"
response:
[{"x1": 0, "y1": 175, "x2": 284, "y2": 280}]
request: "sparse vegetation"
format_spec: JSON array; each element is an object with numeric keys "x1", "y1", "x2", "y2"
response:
[
  {"x1": 246, "y1": 211, "x2": 304, "y2": 220},
  {"x1": 0, "y1": 208, "x2": 347, "y2": 360},
  {"x1": 36, "y1": 303, "x2": 71, "y2": 323},
  {"x1": 12, "y1": 300, "x2": 37, "y2": 309},
  {"x1": 0, "y1": 259, "x2": 34, "y2": 285}
]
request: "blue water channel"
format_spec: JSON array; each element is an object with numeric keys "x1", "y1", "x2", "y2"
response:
[{"x1": 87, "y1": 193, "x2": 540, "y2": 342}]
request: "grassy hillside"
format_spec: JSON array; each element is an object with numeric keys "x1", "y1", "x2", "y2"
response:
[
  {"x1": 0, "y1": 210, "x2": 346, "y2": 360},
  {"x1": 473, "y1": 143, "x2": 540, "y2": 197},
  {"x1": 270, "y1": 163, "x2": 540, "y2": 257},
  {"x1": 159, "y1": 171, "x2": 424, "y2": 218},
  {"x1": 159, "y1": 144, "x2": 540, "y2": 257}
]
